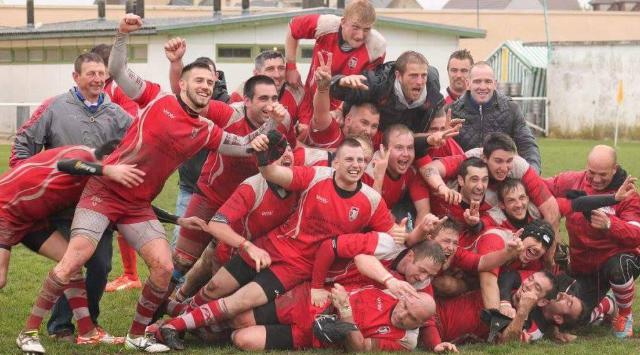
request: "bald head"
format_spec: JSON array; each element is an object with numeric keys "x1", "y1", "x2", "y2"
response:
[
  {"x1": 391, "y1": 292, "x2": 436, "y2": 329},
  {"x1": 586, "y1": 145, "x2": 618, "y2": 191}
]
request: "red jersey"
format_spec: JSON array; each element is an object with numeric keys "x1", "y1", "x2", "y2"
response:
[
  {"x1": 439, "y1": 149, "x2": 553, "y2": 208},
  {"x1": 347, "y1": 286, "x2": 419, "y2": 351},
  {"x1": 263, "y1": 166, "x2": 394, "y2": 271},
  {"x1": 293, "y1": 146, "x2": 331, "y2": 167},
  {"x1": 544, "y1": 171, "x2": 640, "y2": 273},
  {"x1": 230, "y1": 83, "x2": 303, "y2": 146},
  {"x1": 470, "y1": 227, "x2": 542, "y2": 277},
  {"x1": 93, "y1": 81, "x2": 257, "y2": 203},
  {"x1": 0, "y1": 146, "x2": 95, "y2": 245},
  {"x1": 216, "y1": 174, "x2": 298, "y2": 241},
  {"x1": 290, "y1": 14, "x2": 386, "y2": 125},
  {"x1": 197, "y1": 101, "x2": 292, "y2": 209},
  {"x1": 448, "y1": 246, "x2": 482, "y2": 272},
  {"x1": 362, "y1": 166, "x2": 430, "y2": 209},
  {"x1": 424, "y1": 290, "x2": 488, "y2": 346},
  {"x1": 427, "y1": 138, "x2": 464, "y2": 160},
  {"x1": 104, "y1": 79, "x2": 139, "y2": 119},
  {"x1": 307, "y1": 117, "x2": 344, "y2": 149}
]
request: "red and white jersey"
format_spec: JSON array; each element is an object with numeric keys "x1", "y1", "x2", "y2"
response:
[
  {"x1": 447, "y1": 246, "x2": 482, "y2": 272},
  {"x1": 362, "y1": 165, "x2": 430, "y2": 209},
  {"x1": 307, "y1": 118, "x2": 344, "y2": 149},
  {"x1": 264, "y1": 166, "x2": 394, "y2": 270},
  {"x1": 544, "y1": 171, "x2": 640, "y2": 273},
  {"x1": 0, "y1": 146, "x2": 95, "y2": 239},
  {"x1": 290, "y1": 14, "x2": 386, "y2": 125},
  {"x1": 348, "y1": 286, "x2": 419, "y2": 351},
  {"x1": 432, "y1": 290, "x2": 488, "y2": 343},
  {"x1": 104, "y1": 79, "x2": 139, "y2": 119},
  {"x1": 438, "y1": 149, "x2": 553, "y2": 208},
  {"x1": 94, "y1": 81, "x2": 247, "y2": 203},
  {"x1": 484, "y1": 205, "x2": 540, "y2": 231},
  {"x1": 470, "y1": 227, "x2": 543, "y2": 277},
  {"x1": 230, "y1": 83, "x2": 303, "y2": 146},
  {"x1": 325, "y1": 232, "x2": 404, "y2": 287},
  {"x1": 293, "y1": 145, "x2": 331, "y2": 167},
  {"x1": 197, "y1": 101, "x2": 292, "y2": 209},
  {"x1": 217, "y1": 174, "x2": 299, "y2": 240}
]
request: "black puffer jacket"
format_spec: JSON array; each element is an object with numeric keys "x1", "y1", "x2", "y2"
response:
[
  {"x1": 452, "y1": 91, "x2": 541, "y2": 173},
  {"x1": 330, "y1": 61, "x2": 444, "y2": 133}
]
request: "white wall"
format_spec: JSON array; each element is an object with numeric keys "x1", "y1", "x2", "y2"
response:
[
  {"x1": 0, "y1": 22, "x2": 461, "y2": 134},
  {"x1": 547, "y1": 44, "x2": 640, "y2": 139}
]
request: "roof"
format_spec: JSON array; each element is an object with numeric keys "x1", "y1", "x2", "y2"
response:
[
  {"x1": 0, "y1": 7, "x2": 486, "y2": 40},
  {"x1": 444, "y1": 0, "x2": 581, "y2": 10},
  {"x1": 493, "y1": 40, "x2": 548, "y2": 68}
]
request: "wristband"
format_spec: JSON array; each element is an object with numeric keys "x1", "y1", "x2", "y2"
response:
[
  {"x1": 239, "y1": 239, "x2": 250, "y2": 251},
  {"x1": 286, "y1": 61, "x2": 297, "y2": 70}
]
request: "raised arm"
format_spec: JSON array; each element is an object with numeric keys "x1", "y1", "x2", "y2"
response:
[
  {"x1": 311, "y1": 52, "x2": 334, "y2": 132},
  {"x1": 109, "y1": 14, "x2": 146, "y2": 100},
  {"x1": 164, "y1": 37, "x2": 187, "y2": 96},
  {"x1": 284, "y1": 27, "x2": 301, "y2": 88}
]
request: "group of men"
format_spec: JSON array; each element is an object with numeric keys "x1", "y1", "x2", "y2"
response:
[{"x1": 2, "y1": 1, "x2": 639, "y2": 353}]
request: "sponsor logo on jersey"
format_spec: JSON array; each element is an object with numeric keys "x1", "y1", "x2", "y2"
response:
[
  {"x1": 376, "y1": 296, "x2": 383, "y2": 311},
  {"x1": 191, "y1": 127, "x2": 202, "y2": 139},
  {"x1": 261, "y1": 210, "x2": 274, "y2": 217},
  {"x1": 348, "y1": 56, "x2": 358, "y2": 69},
  {"x1": 316, "y1": 194, "x2": 328, "y2": 204},
  {"x1": 349, "y1": 207, "x2": 359, "y2": 221},
  {"x1": 163, "y1": 108, "x2": 176, "y2": 119}
]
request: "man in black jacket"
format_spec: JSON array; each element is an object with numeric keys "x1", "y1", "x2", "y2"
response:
[
  {"x1": 450, "y1": 61, "x2": 541, "y2": 173},
  {"x1": 329, "y1": 50, "x2": 445, "y2": 135}
]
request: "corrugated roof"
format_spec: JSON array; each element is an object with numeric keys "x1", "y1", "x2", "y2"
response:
[
  {"x1": 0, "y1": 7, "x2": 486, "y2": 40},
  {"x1": 501, "y1": 40, "x2": 548, "y2": 69}
]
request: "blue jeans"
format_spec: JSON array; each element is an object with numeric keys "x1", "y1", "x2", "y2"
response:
[
  {"x1": 171, "y1": 186, "x2": 193, "y2": 250},
  {"x1": 47, "y1": 218, "x2": 113, "y2": 335}
]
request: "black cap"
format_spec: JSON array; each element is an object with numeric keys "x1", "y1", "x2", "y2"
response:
[{"x1": 521, "y1": 219, "x2": 554, "y2": 250}]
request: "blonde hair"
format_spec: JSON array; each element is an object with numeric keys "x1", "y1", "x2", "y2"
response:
[
  {"x1": 344, "y1": 0, "x2": 376, "y2": 25},
  {"x1": 352, "y1": 134, "x2": 374, "y2": 162}
]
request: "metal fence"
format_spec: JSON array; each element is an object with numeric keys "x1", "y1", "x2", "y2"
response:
[{"x1": 512, "y1": 97, "x2": 548, "y2": 136}]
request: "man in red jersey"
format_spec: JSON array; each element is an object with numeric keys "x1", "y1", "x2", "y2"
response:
[
  {"x1": 444, "y1": 49, "x2": 473, "y2": 106},
  {"x1": 422, "y1": 270, "x2": 557, "y2": 349},
  {"x1": 18, "y1": 14, "x2": 276, "y2": 354},
  {"x1": 171, "y1": 75, "x2": 292, "y2": 291},
  {"x1": 2, "y1": 143, "x2": 143, "y2": 353},
  {"x1": 306, "y1": 53, "x2": 380, "y2": 149},
  {"x1": 230, "y1": 50, "x2": 304, "y2": 142},
  {"x1": 544, "y1": 145, "x2": 640, "y2": 338},
  {"x1": 170, "y1": 147, "x2": 298, "y2": 305},
  {"x1": 285, "y1": 0, "x2": 385, "y2": 140},
  {"x1": 362, "y1": 124, "x2": 430, "y2": 222},
  {"x1": 157, "y1": 137, "x2": 416, "y2": 350}
]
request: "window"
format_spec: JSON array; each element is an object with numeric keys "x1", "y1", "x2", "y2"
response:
[
  {"x1": 258, "y1": 45, "x2": 284, "y2": 54},
  {"x1": 45, "y1": 48, "x2": 61, "y2": 62},
  {"x1": 62, "y1": 47, "x2": 78, "y2": 62},
  {"x1": 28, "y1": 48, "x2": 44, "y2": 62},
  {"x1": 217, "y1": 46, "x2": 252, "y2": 60},
  {"x1": 0, "y1": 49, "x2": 11, "y2": 63},
  {"x1": 130, "y1": 44, "x2": 147, "y2": 62},
  {"x1": 13, "y1": 48, "x2": 27, "y2": 62},
  {"x1": 300, "y1": 46, "x2": 314, "y2": 61}
]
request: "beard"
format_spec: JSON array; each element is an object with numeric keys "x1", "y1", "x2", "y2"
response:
[{"x1": 186, "y1": 88, "x2": 210, "y2": 109}]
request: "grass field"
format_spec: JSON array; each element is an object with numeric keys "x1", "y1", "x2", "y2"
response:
[{"x1": 1, "y1": 138, "x2": 640, "y2": 354}]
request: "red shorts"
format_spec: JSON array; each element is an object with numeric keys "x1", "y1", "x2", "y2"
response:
[
  {"x1": 0, "y1": 215, "x2": 48, "y2": 248},
  {"x1": 76, "y1": 178, "x2": 156, "y2": 224},
  {"x1": 175, "y1": 193, "x2": 222, "y2": 263},
  {"x1": 242, "y1": 237, "x2": 311, "y2": 291}
]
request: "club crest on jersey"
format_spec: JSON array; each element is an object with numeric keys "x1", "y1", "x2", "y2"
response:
[
  {"x1": 348, "y1": 56, "x2": 358, "y2": 69},
  {"x1": 191, "y1": 127, "x2": 201, "y2": 139},
  {"x1": 377, "y1": 326, "x2": 390, "y2": 334},
  {"x1": 348, "y1": 207, "x2": 359, "y2": 221}
]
